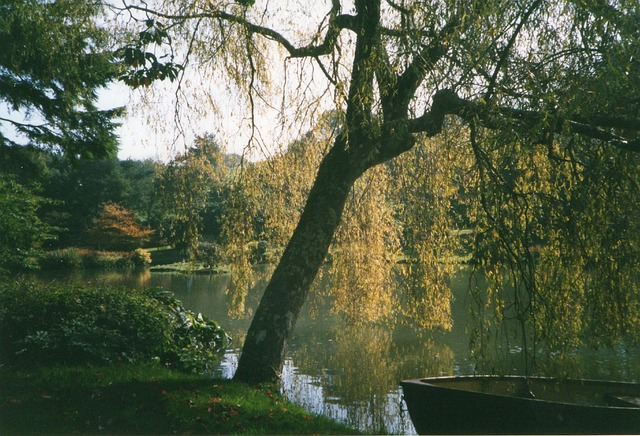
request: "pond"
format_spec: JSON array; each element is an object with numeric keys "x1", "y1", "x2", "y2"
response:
[{"x1": 29, "y1": 267, "x2": 640, "y2": 434}]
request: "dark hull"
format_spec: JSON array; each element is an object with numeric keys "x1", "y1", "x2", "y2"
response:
[{"x1": 401, "y1": 376, "x2": 640, "y2": 434}]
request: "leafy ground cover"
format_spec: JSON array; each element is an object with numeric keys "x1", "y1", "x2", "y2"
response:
[{"x1": 0, "y1": 363, "x2": 360, "y2": 435}]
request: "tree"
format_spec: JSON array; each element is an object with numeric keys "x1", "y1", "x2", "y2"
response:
[
  {"x1": 86, "y1": 203, "x2": 154, "y2": 251},
  {"x1": 155, "y1": 139, "x2": 219, "y2": 257},
  {"x1": 116, "y1": 1, "x2": 640, "y2": 383},
  {"x1": 0, "y1": 175, "x2": 56, "y2": 274},
  {"x1": 118, "y1": 159, "x2": 158, "y2": 223},
  {"x1": 41, "y1": 156, "x2": 132, "y2": 247},
  {"x1": 0, "y1": 0, "x2": 122, "y2": 158}
]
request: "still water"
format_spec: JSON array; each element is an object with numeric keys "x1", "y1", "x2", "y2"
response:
[{"x1": 32, "y1": 267, "x2": 640, "y2": 434}]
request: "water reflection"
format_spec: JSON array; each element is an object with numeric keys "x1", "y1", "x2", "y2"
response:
[{"x1": 25, "y1": 267, "x2": 640, "y2": 434}]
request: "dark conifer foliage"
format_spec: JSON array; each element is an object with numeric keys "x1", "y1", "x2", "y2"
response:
[{"x1": 0, "y1": 0, "x2": 123, "y2": 158}]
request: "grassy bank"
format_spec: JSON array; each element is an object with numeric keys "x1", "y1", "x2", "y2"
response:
[
  {"x1": 0, "y1": 281, "x2": 361, "y2": 434},
  {"x1": 0, "y1": 363, "x2": 360, "y2": 435}
]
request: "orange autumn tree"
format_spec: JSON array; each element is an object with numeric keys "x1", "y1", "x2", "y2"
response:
[{"x1": 86, "y1": 203, "x2": 154, "y2": 251}]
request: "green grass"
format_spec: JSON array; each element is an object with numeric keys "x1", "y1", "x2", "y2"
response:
[
  {"x1": 146, "y1": 246, "x2": 230, "y2": 273},
  {"x1": 150, "y1": 262, "x2": 230, "y2": 274},
  {"x1": 0, "y1": 363, "x2": 360, "y2": 435}
]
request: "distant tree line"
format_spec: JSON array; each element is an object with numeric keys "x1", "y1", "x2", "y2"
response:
[{"x1": 0, "y1": 134, "x2": 241, "y2": 274}]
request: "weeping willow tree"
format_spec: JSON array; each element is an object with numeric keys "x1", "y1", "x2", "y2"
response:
[
  {"x1": 114, "y1": 0, "x2": 640, "y2": 383},
  {"x1": 155, "y1": 137, "x2": 222, "y2": 257},
  {"x1": 466, "y1": 124, "x2": 640, "y2": 373},
  {"x1": 391, "y1": 124, "x2": 476, "y2": 331}
]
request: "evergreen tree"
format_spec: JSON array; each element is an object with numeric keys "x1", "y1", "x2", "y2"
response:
[
  {"x1": 0, "y1": 175, "x2": 56, "y2": 274},
  {"x1": 0, "y1": 0, "x2": 123, "y2": 158}
]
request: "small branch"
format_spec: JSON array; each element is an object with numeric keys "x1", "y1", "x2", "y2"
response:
[
  {"x1": 119, "y1": 3, "x2": 355, "y2": 58},
  {"x1": 484, "y1": 0, "x2": 544, "y2": 101},
  {"x1": 0, "y1": 116, "x2": 50, "y2": 129},
  {"x1": 385, "y1": 0, "x2": 411, "y2": 16},
  {"x1": 313, "y1": 56, "x2": 337, "y2": 86}
]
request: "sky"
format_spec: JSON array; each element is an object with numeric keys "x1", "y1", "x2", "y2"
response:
[
  {"x1": 98, "y1": 83, "x2": 160, "y2": 161},
  {"x1": 2, "y1": 74, "x2": 314, "y2": 163},
  {"x1": 101, "y1": 1, "x2": 338, "y2": 163},
  {"x1": 0, "y1": 82, "x2": 167, "y2": 161},
  {"x1": 99, "y1": 82, "x2": 245, "y2": 162},
  {"x1": 99, "y1": 75, "x2": 310, "y2": 163},
  {"x1": 2, "y1": 1, "x2": 338, "y2": 163}
]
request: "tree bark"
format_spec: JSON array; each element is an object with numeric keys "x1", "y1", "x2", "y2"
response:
[{"x1": 233, "y1": 144, "x2": 364, "y2": 384}]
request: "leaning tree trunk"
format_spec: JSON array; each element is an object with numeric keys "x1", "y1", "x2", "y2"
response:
[
  {"x1": 233, "y1": 143, "x2": 364, "y2": 384},
  {"x1": 233, "y1": 0, "x2": 392, "y2": 385}
]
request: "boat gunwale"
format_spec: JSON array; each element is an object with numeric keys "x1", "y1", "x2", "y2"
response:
[{"x1": 401, "y1": 375, "x2": 640, "y2": 411}]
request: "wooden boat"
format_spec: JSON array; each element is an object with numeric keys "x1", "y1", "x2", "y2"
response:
[{"x1": 401, "y1": 375, "x2": 640, "y2": 434}]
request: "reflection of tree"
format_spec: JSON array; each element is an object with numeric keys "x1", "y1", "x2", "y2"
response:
[
  {"x1": 290, "y1": 323, "x2": 454, "y2": 431},
  {"x1": 225, "y1": 265, "x2": 272, "y2": 320},
  {"x1": 391, "y1": 334, "x2": 455, "y2": 380},
  {"x1": 95, "y1": 268, "x2": 151, "y2": 290}
]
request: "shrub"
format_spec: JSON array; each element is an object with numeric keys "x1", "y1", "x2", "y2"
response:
[
  {"x1": 39, "y1": 248, "x2": 83, "y2": 270},
  {"x1": 195, "y1": 241, "x2": 222, "y2": 267},
  {"x1": 132, "y1": 248, "x2": 152, "y2": 267},
  {"x1": 39, "y1": 248, "x2": 153, "y2": 270},
  {"x1": 0, "y1": 282, "x2": 230, "y2": 373},
  {"x1": 80, "y1": 249, "x2": 126, "y2": 269}
]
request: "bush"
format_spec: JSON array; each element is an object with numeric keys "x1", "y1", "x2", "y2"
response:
[
  {"x1": 195, "y1": 241, "x2": 222, "y2": 267},
  {"x1": 39, "y1": 248, "x2": 83, "y2": 270},
  {"x1": 0, "y1": 282, "x2": 230, "y2": 373},
  {"x1": 81, "y1": 249, "x2": 126, "y2": 269},
  {"x1": 39, "y1": 248, "x2": 153, "y2": 270},
  {"x1": 132, "y1": 248, "x2": 152, "y2": 267}
]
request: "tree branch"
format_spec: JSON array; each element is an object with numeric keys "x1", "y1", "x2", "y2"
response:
[
  {"x1": 344, "y1": 0, "x2": 380, "y2": 135},
  {"x1": 119, "y1": 2, "x2": 355, "y2": 58},
  {"x1": 389, "y1": 14, "x2": 460, "y2": 117},
  {"x1": 407, "y1": 90, "x2": 640, "y2": 152},
  {"x1": 484, "y1": 0, "x2": 544, "y2": 101}
]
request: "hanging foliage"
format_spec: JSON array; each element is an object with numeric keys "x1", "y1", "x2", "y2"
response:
[{"x1": 155, "y1": 144, "x2": 218, "y2": 258}]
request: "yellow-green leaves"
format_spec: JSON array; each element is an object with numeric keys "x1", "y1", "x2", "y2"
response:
[
  {"x1": 155, "y1": 140, "x2": 219, "y2": 257},
  {"x1": 329, "y1": 164, "x2": 400, "y2": 325}
]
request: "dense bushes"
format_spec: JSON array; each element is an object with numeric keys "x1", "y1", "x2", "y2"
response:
[
  {"x1": 39, "y1": 248, "x2": 152, "y2": 270},
  {"x1": 0, "y1": 282, "x2": 230, "y2": 373},
  {"x1": 196, "y1": 241, "x2": 224, "y2": 267}
]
